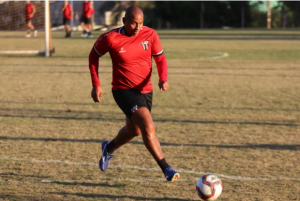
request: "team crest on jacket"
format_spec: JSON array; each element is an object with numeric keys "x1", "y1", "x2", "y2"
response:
[{"x1": 141, "y1": 41, "x2": 149, "y2": 50}]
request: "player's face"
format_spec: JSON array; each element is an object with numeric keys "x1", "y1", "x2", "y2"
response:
[{"x1": 123, "y1": 14, "x2": 143, "y2": 36}]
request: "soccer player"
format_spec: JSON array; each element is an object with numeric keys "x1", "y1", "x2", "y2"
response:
[
  {"x1": 80, "y1": 0, "x2": 94, "y2": 38},
  {"x1": 61, "y1": 0, "x2": 73, "y2": 38},
  {"x1": 24, "y1": 0, "x2": 37, "y2": 38},
  {"x1": 88, "y1": 6, "x2": 180, "y2": 182}
]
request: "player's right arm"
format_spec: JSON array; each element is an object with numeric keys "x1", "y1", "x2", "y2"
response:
[
  {"x1": 89, "y1": 33, "x2": 109, "y2": 103},
  {"x1": 61, "y1": 5, "x2": 66, "y2": 12}
]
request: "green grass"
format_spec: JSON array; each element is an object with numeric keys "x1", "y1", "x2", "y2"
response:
[{"x1": 0, "y1": 30, "x2": 300, "y2": 201}]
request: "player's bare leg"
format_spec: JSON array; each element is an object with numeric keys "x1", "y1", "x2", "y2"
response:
[
  {"x1": 87, "y1": 24, "x2": 92, "y2": 38},
  {"x1": 114, "y1": 117, "x2": 141, "y2": 147},
  {"x1": 80, "y1": 22, "x2": 87, "y2": 37},
  {"x1": 65, "y1": 24, "x2": 71, "y2": 37},
  {"x1": 99, "y1": 117, "x2": 141, "y2": 172},
  {"x1": 131, "y1": 107, "x2": 180, "y2": 181},
  {"x1": 26, "y1": 21, "x2": 34, "y2": 37},
  {"x1": 131, "y1": 107, "x2": 164, "y2": 161}
]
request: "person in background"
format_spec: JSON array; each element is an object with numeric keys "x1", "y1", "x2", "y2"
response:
[
  {"x1": 80, "y1": 0, "x2": 94, "y2": 38},
  {"x1": 88, "y1": 6, "x2": 180, "y2": 182},
  {"x1": 61, "y1": 0, "x2": 73, "y2": 38},
  {"x1": 25, "y1": 0, "x2": 37, "y2": 38}
]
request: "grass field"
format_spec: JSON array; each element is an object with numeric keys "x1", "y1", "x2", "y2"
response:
[{"x1": 0, "y1": 30, "x2": 300, "y2": 201}]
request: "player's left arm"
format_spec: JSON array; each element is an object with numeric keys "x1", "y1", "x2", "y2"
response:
[
  {"x1": 87, "y1": 3, "x2": 94, "y2": 18},
  {"x1": 31, "y1": 4, "x2": 36, "y2": 16},
  {"x1": 152, "y1": 30, "x2": 168, "y2": 91},
  {"x1": 70, "y1": 6, "x2": 74, "y2": 22},
  {"x1": 153, "y1": 54, "x2": 169, "y2": 91}
]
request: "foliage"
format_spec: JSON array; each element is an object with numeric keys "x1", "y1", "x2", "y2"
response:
[{"x1": 139, "y1": 1, "x2": 300, "y2": 29}]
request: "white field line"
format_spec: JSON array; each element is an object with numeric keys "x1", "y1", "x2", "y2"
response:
[
  {"x1": 1, "y1": 156, "x2": 299, "y2": 182},
  {"x1": 168, "y1": 52, "x2": 229, "y2": 61}
]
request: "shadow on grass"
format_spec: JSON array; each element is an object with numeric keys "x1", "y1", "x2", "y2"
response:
[
  {"x1": 4, "y1": 70, "x2": 300, "y2": 77},
  {"x1": 1, "y1": 64, "x2": 112, "y2": 68},
  {"x1": 0, "y1": 172, "x2": 47, "y2": 179},
  {"x1": 1, "y1": 102, "x2": 300, "y2": 112},
  {"x1": 47, "y1": 181, "x2": 124, "y2": 188},
  {"x1": 0, "y1": 114, "x2": 299, "y2": 127},
  {"x1": 3, "y1": 64, "x2": 300, "y2": 71},
  {"x1": 1, "y1": 113, "x2": 299, "y2": 127},
  {"x1": 160, "y1": 37, "x2": 300, "y2": 41},
  {"x1": 51, "y1": 192, "x2": 197, "y2": 201},
  {"x1": 0, "y1": 54, "x2": 88, "y2": 58},
  {"x1": 0, "y1": 136, "x2": 299, "y2": 150}
]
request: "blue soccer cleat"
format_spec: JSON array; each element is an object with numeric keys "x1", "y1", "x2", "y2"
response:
[
  {"x1": 164, "y1": 165, "x2": 180, "y2": 182},
  {"x1": 99, "y1": 141, "x2": 113, "y2": 171}
]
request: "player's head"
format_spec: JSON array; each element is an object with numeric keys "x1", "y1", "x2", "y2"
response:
[
  {"x1": 123, "y1": 6, "x2": 144, "y2": 36},
  {"x1": 64, "y1": 0, "x2": 68, "y2": 5},
  {"x1": 26, "y1": 0, "x2": 30, "y2": 4}
]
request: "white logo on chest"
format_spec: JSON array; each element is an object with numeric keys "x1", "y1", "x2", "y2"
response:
[
  {"x1": 141, "y1": 41, "x2": 149, "y2": 50},
  {"x1": 119, "y1": 47, "x2": 126, "y2": 53}
]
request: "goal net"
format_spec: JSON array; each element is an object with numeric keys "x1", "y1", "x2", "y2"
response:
[{"x1": 0, "y1": 0, "x2": 53, "y2": 57}]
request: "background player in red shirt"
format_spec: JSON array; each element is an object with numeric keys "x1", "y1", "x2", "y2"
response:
[
  {"x1": 80, "y1": 0, "x2": 94, "y2": 38},
  {"x1": 61, "y1": 0, "x2": 73, "y2": 38},
  {"x1": 24, "y1": 0, "x2": 37, "y2": 38},
  {"x1": 88, "y1": 6, "x2": 180, "y2": 182}
]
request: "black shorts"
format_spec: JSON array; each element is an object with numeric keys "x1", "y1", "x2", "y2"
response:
[
  {"x1": 25, "y1": 18, "x2": 32, "y2": 23},
  {"x1": 112, "y1": 89, "x2": 153, "y2": 120},
  {"x1": 63, "y1": 18, "x2": 70, "y2": 25},
  {"x1": 80, "y1": 16, "x2": 91, "y2": 24}
]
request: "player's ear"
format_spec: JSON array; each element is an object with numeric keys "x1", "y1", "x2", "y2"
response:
[{"x1": 122, "y1": 17, "x2": 126, "y2": 25}]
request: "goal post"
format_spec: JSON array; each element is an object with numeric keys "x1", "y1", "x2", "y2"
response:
[
  {"x1": 45, "y1": 0, "x2": 50, "y2": 57},
  {"x1": 0, "y1": 0, "x2": 54, "y2": 57}
]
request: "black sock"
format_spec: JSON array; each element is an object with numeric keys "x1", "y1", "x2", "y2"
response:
[
  {"x1": 157, "y1": 158, "x2": 169, "y2": 172},
  {"x1": 106, "y1": 139, "x2": 118, "y2": 154}
]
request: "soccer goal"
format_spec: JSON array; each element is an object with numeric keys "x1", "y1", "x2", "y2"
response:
[{"x1": 0, "y1": 0, "x2": 54, "y2": 57}]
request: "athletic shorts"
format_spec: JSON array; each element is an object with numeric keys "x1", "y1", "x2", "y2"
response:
[
  {"x1": 63, "y1": 18, "x2": 71, "y2": 25},
  {"x1": 80, "y1": 16, "x2": 91, "y2": 24},
  {"x1": 25, "y1": 18, "x2": 32, "y2": 23},
  {"x1": 112, "y1": 89, "x2": 153, "y2": 120}
]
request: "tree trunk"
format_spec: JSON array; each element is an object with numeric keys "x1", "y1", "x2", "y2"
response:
[
  {"x1": 266, "y1": 1, "x2": 271, "y2": 29},
  {"x1": 241, "y1": 2, "x2": 245, "y2": 28},
  {"x1": 200, "y1": 1, "x2": 204, "y2": 29}
]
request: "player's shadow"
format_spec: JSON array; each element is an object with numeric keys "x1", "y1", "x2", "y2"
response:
[
  {"x1": 4, "y1": 70, "x2": 300, "y2": 77},
  {"x1": 46, "y1": 181, "x2": 124, "y2": 188},
  {"x1": 51, "y1": 192, "x2": 197, "y2": 201},
  {"x1": 0, "y1": 136, "x2": 299, "y2": 151},
  {"x1": 1, "y1": 102, "x2": 300, "y2": 112},
  {"x1": 0, "y1": 172, "x2": 47, "y2": 179},
  {"x1": 0, "y1": 114, "x2": 299, "y2": 127}
]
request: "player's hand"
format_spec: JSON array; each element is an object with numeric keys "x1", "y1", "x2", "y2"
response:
[
  {"x1": 158, "y1": 80, "x2": 169, "y2": 91},
  {"x1": 91, "y1": 86, "x2": 103, "y2": 102}
]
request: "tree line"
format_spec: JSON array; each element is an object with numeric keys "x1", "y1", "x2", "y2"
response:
[{"x1": 129, "y1": 1, "x2": 300, "y2": 29}]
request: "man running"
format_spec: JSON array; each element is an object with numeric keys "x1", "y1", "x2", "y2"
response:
[{"x1": 88, "y1": 6, "x2": 180, "y2": 182}]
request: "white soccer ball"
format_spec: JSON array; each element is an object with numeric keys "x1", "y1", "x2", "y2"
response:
[{"x1": 196, "y1": 174, "x2": 223, "y2": 200}]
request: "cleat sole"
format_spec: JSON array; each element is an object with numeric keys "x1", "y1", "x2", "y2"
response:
[{"x1": 170, "y1": 173, "x2": 180, "y2": 182}]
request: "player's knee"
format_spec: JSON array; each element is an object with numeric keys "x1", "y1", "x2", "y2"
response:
[
  {"x1": 143, "y1": 123, "x2": 155, "y2": 139},
  {"x1": 126, "y1": 126, "x2": 141, "y2": 137}
]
